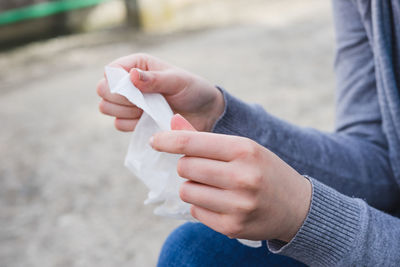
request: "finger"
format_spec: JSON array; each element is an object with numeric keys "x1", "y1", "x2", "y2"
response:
[
  {"x1": 99, "y1": 99, "x2": 143, "y2": 119},
  {"x1": 97, "y1": 78, "x2": 134, "y2": 106},
  {"x1": 130, "y1": 68, "x2": 187, "y2": 96},
  {"x1": 180, "y1": 181, "x2": 235, "y2": 213},
  {"x1": 108, "y1": 53, "x2": 170, "y2": 72},
  {"x1": 178, "y1": 157, "x2": 233, "y2": 189},
  {"x1": 108, "y1": 54, "x2": 151, "y2": 72},
  {"x1": 114, "y1": 118, "x2": 139, "y2": 132},
  {"x1": 171, "y1": 114, "x2": 197, "y2": 131},
  {"x1": 190, "y1": 205, "x2": 227, "y2": 234},
  {"x1": 151, "y1": 131, "x2": 242, "y2": 161}
]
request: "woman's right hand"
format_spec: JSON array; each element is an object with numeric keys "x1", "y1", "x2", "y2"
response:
[{"x1": 97, "y1": 53, "x2": 225, "y2": 132}]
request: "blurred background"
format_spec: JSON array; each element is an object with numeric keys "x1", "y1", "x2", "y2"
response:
[{"x1": 0, "y1": 0, "x2": 335, "y2": 266}]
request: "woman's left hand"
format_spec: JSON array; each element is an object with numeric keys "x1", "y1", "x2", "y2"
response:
[{"x1": 151, "y1": 115, "x2": 312, "y2": 242}]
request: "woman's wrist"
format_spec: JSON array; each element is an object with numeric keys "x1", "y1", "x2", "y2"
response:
[
  {"x1": 279, "y1": 176, "x2": 312, "y2": 243},
  {"x1": 203, "y1": 87, "x2": 225, "y2": 132}
]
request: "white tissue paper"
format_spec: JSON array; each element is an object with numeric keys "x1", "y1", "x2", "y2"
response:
[{"x1": 105, "y1": 66, "x2": 262, "y2": 248}]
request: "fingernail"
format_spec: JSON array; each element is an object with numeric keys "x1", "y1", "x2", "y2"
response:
[
  {"x1": 175, "y1": 113, "x2": 184, "y2": 119},
  {"x1": 149, "y1": 136, "x2": 154, "y2": 146},
  {"x1": 136, "y1": 69, "x2": 149, "y2": 82}
]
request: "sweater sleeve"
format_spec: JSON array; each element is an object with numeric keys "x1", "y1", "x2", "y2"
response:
[
  {"x1": 212, "y1": 0, "x2": 400, "y2": 213},
  {"x1": 267, "y1": 178, "x2": 400, "y2": 266},
  {"x1": 212, "y1": 89, "x2": 399, "y2": 212}
]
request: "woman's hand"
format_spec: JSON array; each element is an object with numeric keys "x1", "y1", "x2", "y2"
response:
[
  {"x1": 151, "y1": 114, "x2": 312, "y2": 242},
  {"x1": 97, "y1": 53, "x2": 224, "y2": 132}
]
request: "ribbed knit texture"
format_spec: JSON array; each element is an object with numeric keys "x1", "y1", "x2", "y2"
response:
[
  {"x1": 212, "y1": 86, "x2": 260, "y2": 137},
  {"x1": 209, "y1": 0, "x2": 400, "y2": 265},
  {"x1": 267, "y1": 178, "x2": 361, "y2": 266}
]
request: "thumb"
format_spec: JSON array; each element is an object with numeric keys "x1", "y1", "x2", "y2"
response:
[
  {"x1": 171, "y1": 114, "x2": 197, "y2": 131},
  {"x1": 130, "y1": 68, "x2": 183, "y2": 95}
]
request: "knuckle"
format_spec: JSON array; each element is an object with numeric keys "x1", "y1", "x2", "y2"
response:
[
  {"x1": 234, "y1": 174, "x2": 252, "y2": 190},
  {"x1": 224, "y1": 220, "x2": 244, "y2": 238},
  {"x1": 233, "y1": 145, "x2": 247, "y2": 159},
  {"x1": 246, "y1": 170, "x2": 263, "y2": 189},
  {"x1": 233, "y1": 171, "x2": 263, "y2": 191},
  {"x1": 251, "y1": 173, "x2": 263, "y2": 187},
  {"x1": 136, "y1": 53, "x2": 153, "y2": 70},
  {"x1": 175, "y1": 135, "x2": 191, "y2": 153},
  {"x1": 179, "y1": 182, "x2": 190, "y2": 203},
  {"x1": 234, "y1": 138, "x2": 258, "y2": 159},
  {"x1": 247, "y1": 140, "x2": 260, "y2": 158},
  {"x1": 237, "y1": 198, "x2": 258, "y2": 214}
]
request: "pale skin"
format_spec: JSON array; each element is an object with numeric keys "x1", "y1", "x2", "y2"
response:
[{"x1": 97, "y1": 53, "x2": 312, "y2": 243}]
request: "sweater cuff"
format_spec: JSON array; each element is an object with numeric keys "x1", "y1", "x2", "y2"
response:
[
  {"x1": 267, "y1": 177, "x2": 362, "y2": 266},
  {"x1": 211, "y1": 87, "x2": 256, "y2": 135}
]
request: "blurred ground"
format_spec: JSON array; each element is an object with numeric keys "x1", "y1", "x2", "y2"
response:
[{"x1": 0, "y1": 1, "x2": 335, "y2": 266}]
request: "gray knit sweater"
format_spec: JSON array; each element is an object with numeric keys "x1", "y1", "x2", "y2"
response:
[{"x1": 213, "y1": 1, "x2": 400, "y2": 266}]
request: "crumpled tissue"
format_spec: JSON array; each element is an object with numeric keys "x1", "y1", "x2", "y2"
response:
[{"x1": 105, "y1": 66, "x2": 262, "y2": 248}]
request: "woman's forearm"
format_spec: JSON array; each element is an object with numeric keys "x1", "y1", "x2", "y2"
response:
[
  {"x1": 268, "y1": 178, "x2": 400, "y2": 266},
  {"x1": 213, "y1": 89, "x2": 400, "y2": 212}
]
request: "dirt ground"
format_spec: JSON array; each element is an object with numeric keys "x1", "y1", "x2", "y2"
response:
[{"x1": 0, "y1": 1, "x2": 335, "y2": 266}]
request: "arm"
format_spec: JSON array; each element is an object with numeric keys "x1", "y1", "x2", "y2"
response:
[
  {"x1": 97, "y1": 0, "x2": 399, "y2": 211},
  {"x1": 213, "y1": 89, "x2": 398, "y2": 212},
  {"x1": 268, "y1": 178, "x2": 400, "y2": 266},
  {"x1": 153, "y1": 115, "x2": 400, "y2": 266},
  {"x1": 211, "y1": 0, "x2": 400, "y2": 212},
  {"x1": 97, "y1": 53, "x2": 399, "y2": 212}
]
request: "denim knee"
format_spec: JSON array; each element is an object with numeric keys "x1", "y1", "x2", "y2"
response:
[
  {"x1": 157, "y1": 222, "x2": 245, "y2": 267},
  {"x1": 157, "y1": 222, "x2": 306, "y2": 267},
  {"x1": 157, "y1": 222, "x2": 210, "y2": 267}
]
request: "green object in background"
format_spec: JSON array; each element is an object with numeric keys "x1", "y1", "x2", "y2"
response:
[{"x1": 0, "y1": 0, "x2": 111, "y2": 26}]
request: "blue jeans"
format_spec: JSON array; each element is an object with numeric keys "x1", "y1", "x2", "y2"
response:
[{"x1": 157, "y1": 222, "x2": 306, "y2": 267}]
